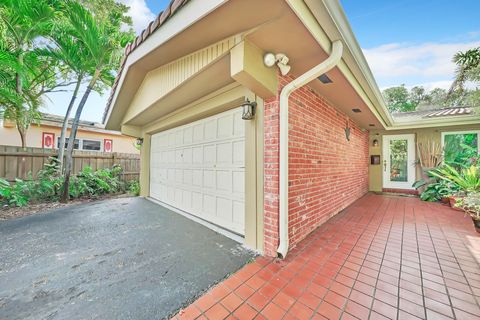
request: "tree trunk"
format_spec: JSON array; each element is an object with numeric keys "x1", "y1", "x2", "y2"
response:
[
  {"x1": 18, "y1": 126, "x2": 26, "y2": 148},
  {"x1": 61, "y1": 72, "x2": 99, "y2": 203},
  {"x1": 58, "y1": 76, "x2": 83, "y2": 172},
  {"x1": 15, "y1": 53, "x2": 26, "y2": 148}
]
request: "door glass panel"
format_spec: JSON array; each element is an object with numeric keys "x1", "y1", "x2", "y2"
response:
[{"x1": 390, "y1": 139, "x2": 408, "y2": 182}]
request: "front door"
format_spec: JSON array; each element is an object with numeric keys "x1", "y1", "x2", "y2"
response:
[{"x1": 382, "y1": 134, "x2": 416, "y2": 190}]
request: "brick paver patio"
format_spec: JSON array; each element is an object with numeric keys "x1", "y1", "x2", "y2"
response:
[{"x1": 173, "y1": 193, "x2": 480, "y2": 319}]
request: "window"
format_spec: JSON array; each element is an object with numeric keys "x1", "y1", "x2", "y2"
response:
[
  {"x1": 82, "y1": 139, "x2": 101, "y2": 151},
  {"x1": 56, "y1": 138, "x2": 103, "y2": 151},
  {"x1": 58, "y1": 138, "x2": 80, "y2": 150},
  {"x1": 442, "y1": 131, "x2": 480, "y2": 164}
]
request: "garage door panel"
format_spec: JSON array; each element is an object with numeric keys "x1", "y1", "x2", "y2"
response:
[
  {"x1": 150, "y1": 107, "x2": 245, "y2": 235},
  {"x1": 216, "y1": 170, "x2": 231, "y2": 192},
  {"x1": 233, "y1": 201, "x2": 244, "y2": 224},
  {"x1": 217, "y1": 198, "x2": 233, "y2": 221},
  {"x1": 233, "y1": 171, "x2": 245, "y2": 195},
  {"x1": 193, "y1": 124, "x2": 203, "y2": 141},
  {"x1": 204, "y1": 194, "x2": 216, "y2": 215},
  {"x1": 192, "y1": 170, "x2": 203, "y2": 187},
  {"x1": 174, "y1": 188, "x2": 183, "y2": 204},
  {"x1": 204, "y1": 119, "x2": 216, "y2": 140},
  {"x1": 218, "y1": 114, "x2": 233, "y2": 138},
  {"x1": 233, "y1": 141, "x2": 244, "y2": 164},
  {"x1": 203, "y1": 145, "x2": 216, "y2": 163},
  {"x1": 204, "y1": 170, "x2": 216, "y2": 189},
  {"x1": 183, "y1": 148, "x2": 192, "y2": 163},
  {"x1": 233, "y1": 112, "x2": 245, "y2": 136},
  {"x1": 182, "y1": 190, "x2": 192, "y2": 209}
]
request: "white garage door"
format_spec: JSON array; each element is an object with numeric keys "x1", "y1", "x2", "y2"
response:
[{"x1": 150, "y1": 107, "x2": 246, "y2": 235}]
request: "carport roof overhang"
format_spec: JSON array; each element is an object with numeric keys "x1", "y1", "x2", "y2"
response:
[{"x1": 104, "y1": 0, "x2": 395, "y2": 131}]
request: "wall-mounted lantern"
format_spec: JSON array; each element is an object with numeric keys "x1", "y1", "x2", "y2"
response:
[
  {"x1": 241, "y1": 100, "x2": 257, "y2": 120},
  {"x1": 372, "y1": 139, "x2": 379, "y2": 147}
]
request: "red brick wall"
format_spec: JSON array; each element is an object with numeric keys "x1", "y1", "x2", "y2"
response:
[{"x1": 263, "y1": 76, "x2": 369, "y2": 256}]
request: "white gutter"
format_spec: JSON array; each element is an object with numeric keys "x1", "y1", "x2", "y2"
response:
[{"x1": 277, "y1": 40, "x2": 343, "y2": 258}]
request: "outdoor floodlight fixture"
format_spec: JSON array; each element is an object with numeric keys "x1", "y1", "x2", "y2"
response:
[
  {"x1": 241, "y1": 99, "x2": 257, "y2": 120},
  {"x1": 263, "y1": 52, "x2": 291, "y2": 76}
]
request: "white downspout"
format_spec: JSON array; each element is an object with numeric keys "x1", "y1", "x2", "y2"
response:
[{"x1": 277, "y1": 40, "x2": 343, "y2": 258}]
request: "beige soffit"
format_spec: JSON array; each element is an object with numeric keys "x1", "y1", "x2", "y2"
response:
[
  {"x1": 103, "y1": 0, "x2": 228, "y2": 125},
  {"x1": 293, "y1": 0, "x2": 393, "y2": 128}
]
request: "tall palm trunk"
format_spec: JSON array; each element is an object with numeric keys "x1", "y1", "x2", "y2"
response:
[
  {"x1": 15, "y1": 52, "x2": 26, "y2": 149},
  {"x1": 61, "y1": 70, "x2": 99, "y2": 202},
  {"x1": 17, "y1": 126, "x2": 27, "y2": 148},
  {"x1": 58, "y1": 75, "x2": 83, "y2": 172}
]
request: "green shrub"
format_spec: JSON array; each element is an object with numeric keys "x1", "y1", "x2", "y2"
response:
[
  {"x1": 0, "y1": 159, "x2": 137, "y2": 208},
  {"x1": 419, "y1": 180, "x2": 459, "y2": 202},
  {"x1": 0, "y1": 178, "x2": 31, "y2": 207},
  {"x1": 127, "y1": 180, "x2": 140, "y2": 196},
  {"x1": 429, "y1": 164, "x2": 480, "y2": 193},
  {"x1": 69, "y1": 165, "x2": 125, "y2": 199}
]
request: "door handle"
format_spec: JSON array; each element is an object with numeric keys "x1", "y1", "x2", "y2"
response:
[{"x1": 383, "y1": 160, "x2": 387, "y2": 172}]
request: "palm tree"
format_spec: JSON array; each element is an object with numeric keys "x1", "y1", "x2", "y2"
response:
[
  {"x1": 0, "y1": 0, "x2": 57, "y2": 147},
  {"x1": 449, "y1": 47, "x2": 480, "y2": 95},
  {"x1": 60, "y1": 0, "x2": 132, "y2": 202},
  {"x1": 46, "y1": 20, "x2": 91, "y2": 172}
]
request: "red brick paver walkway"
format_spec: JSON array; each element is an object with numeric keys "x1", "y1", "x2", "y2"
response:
[{"x1": 173, "y1": 193, "x2": 480, "y2": 320}]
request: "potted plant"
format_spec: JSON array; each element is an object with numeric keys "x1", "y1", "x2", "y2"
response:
[
  {"x1": 456, "y1": 192, "x2": 480, "y2": 233},
  {"x1": 429, "y1": 164, "x2": 480, "y2": 208},
  {"x1": 413, "y1": 169, "x2": 459, "y2": 203}
]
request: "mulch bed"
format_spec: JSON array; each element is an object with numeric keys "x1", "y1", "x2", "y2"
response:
[{"x1": 0, "y1": 193, "x2": 133, "y2": 221}]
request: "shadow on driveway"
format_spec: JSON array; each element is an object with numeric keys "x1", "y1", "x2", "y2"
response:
[{"x1": 0, "y1": 197, "x2": 254, "y2": 320}]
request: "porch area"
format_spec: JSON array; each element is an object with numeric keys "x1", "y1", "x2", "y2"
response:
[{"x1": 174, "y1": 193, "x2": 480, "y2": 319}]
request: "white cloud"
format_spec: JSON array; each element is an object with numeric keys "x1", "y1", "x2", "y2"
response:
[
  {"x1": 363, "y1": 40, "x2": 480, "y2": 79},
  {"x1": 117, "y1": 0, "x2": 156, "y2": 34}
]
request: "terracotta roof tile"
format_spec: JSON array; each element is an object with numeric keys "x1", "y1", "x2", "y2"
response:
[{"x1": 102, "y1": 0, "x2": 191, "y2": 124}]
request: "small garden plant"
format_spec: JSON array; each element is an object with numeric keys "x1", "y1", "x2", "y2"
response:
[
  {"x1": 412, "y1": 142, "x2": 480, "y2": 231},
  {"x1": 0, "y1": 158, "x2": 139, "y2": 208},
  {"x1": 457, "y1": 192, "x2": 480, "y2": 232}
]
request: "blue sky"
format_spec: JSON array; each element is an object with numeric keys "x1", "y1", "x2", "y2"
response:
[{"x1": 43, "y1": 0, "x2": 480, "y2": 122}]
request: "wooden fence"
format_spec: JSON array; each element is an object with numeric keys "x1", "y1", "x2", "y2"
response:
[{"x1": 0, "y1": 145, "x2": 140, "y2": 182}]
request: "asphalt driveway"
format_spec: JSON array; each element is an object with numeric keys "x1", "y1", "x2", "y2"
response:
[{"x1": 0, "y1": 197, "x2": 254, "y2": 320}]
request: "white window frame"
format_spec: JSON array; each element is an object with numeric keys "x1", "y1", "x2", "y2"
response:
[
  {"x1": 441, "y1": 130, "x2": 480, "y2": 158},
  {"x1": 81, "y1": 138, "x2": 103, "y2": 152},
  {"x1": 56, "y1": 137, "x2": 104, "y2": 152}
]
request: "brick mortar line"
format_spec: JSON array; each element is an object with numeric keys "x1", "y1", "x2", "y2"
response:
[
  {"x1": 307, "y1": 194, "x2": 392, "y2": 319},
  {"x1": 365, "y1": 196, "x2": 400, "y2": 319},
  {"x1": 272, "y1": 194, "x2": 383, "y2": 318},
  {"x1": 431, "y1": 202, "x2": 480, "y2": 314}
]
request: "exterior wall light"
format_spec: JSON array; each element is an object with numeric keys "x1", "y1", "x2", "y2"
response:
[
  {"x1": 372, "y1": 139, "x2": 379, "y2": 147},
  {"x1": 263, "y1": 53, "x2": 291, "y2": 76},
  {"x1": 136, "y1": 137, "x2": 144, "y2": 146},
  {"x1": 241, "y1": 100, "x2": 257, "y2": 120}
]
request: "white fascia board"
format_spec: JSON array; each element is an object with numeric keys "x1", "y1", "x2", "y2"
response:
[
  {"x1": 319, "y1": 0, "x2": 394, "y2": 125},
  {"x1": 386, "y1": 116, "x2": 480, "y2": 130},
  {"x1": 105, "y1": 0, "x2": 228, "y2": 126}
]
